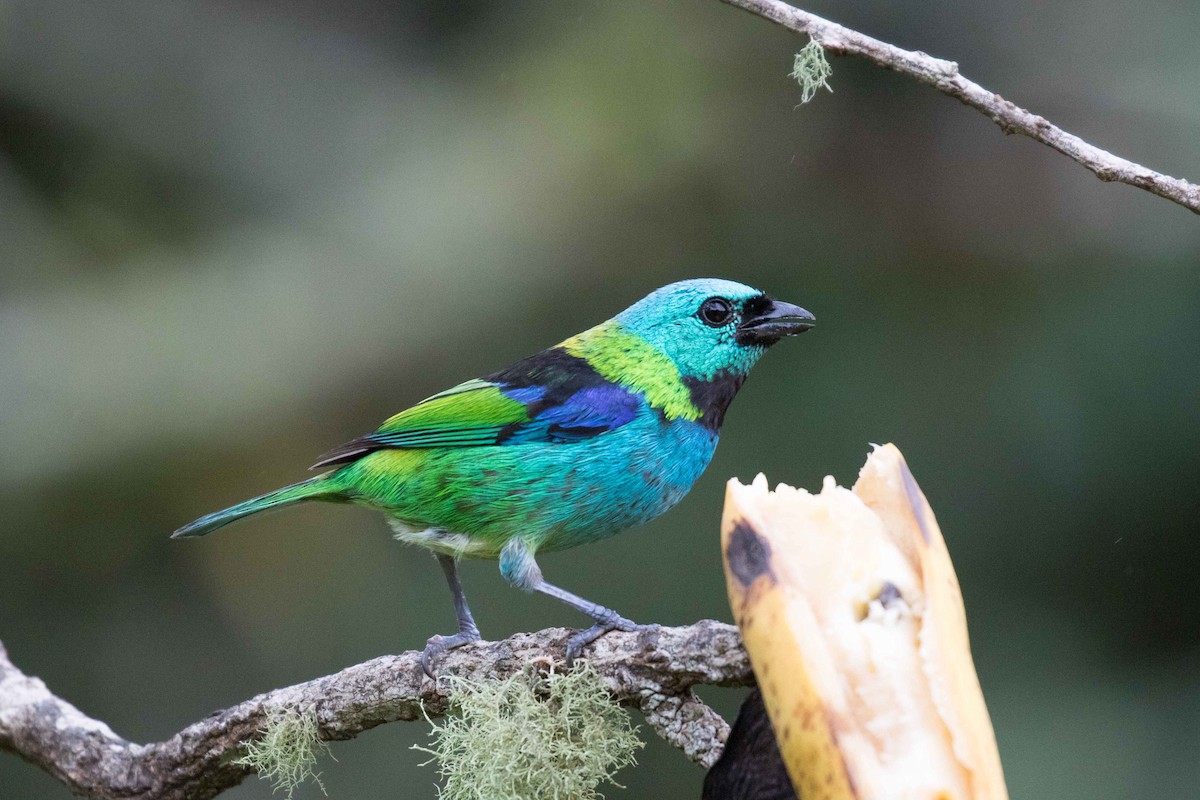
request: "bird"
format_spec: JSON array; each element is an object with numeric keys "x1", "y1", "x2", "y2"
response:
[
  {"x1": 703, "y1": 688, "x2": 797, "y2": 800},
  {"x1": 173, "y1": 278, "x2": 814, "y2": 672}
]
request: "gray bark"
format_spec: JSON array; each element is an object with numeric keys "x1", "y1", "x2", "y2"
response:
[
  {"x1": 722, "y1": 0, "x2": 1200, "y2": 215},
  {"x1": 0, "y1": 622, "x2": 751, "y2": 800}
]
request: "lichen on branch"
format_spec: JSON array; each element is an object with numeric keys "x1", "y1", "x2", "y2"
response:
[
  {"x1": 790, "y1": 39, "x2": 833, "y2": 103},
  {"x1": 234, "y1": 708, "x2": 332, "y2": 799},
  {"x1": 415, "y1": 662, "x2": 642, "y2": 800}
]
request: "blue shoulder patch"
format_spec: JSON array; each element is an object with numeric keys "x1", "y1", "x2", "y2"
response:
[{"x1": 498, "y1": 382, "x2": 642, "y2": 444}]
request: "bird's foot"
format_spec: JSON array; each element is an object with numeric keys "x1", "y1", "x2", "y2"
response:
[
  {"x1": 421, "y1": 629, "x2": 481, "y2": 679},
  {"x1": 565, "y1": 614, "x2": 652, "y2": 666}
]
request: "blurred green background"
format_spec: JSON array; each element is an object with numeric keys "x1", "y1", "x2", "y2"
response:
[{"x1": 2, "y1": 1, "x2": 1198, "y2": 797}]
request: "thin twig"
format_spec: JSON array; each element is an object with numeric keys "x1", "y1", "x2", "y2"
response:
[
  {"x1": 0, "y1": 622, "x2": 750, "y2": 800},
  {"x1": 721, "y1": 0, "x2": 1200, "y2": 215}
]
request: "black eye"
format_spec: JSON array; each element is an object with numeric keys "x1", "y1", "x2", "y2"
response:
[{"x1": 698, "y1": 297, "x2": 735, "y2": 327}]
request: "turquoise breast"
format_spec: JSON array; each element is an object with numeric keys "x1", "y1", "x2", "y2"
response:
[{"x1": 531, "y1": 410, "x2": 719, "y2": 552}]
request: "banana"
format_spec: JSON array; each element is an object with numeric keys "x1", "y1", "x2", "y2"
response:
[{"x1": 720, "y1": 444, "x2": 1007, "y2": 800}]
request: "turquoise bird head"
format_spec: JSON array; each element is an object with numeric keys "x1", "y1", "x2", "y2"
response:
[{"x1": 613, "y1": 278, "x2": 814, "y2": 381}]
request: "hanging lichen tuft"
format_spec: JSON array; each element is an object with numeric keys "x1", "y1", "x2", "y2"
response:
[
  {"x1": 790, "y1": 39, "x2": 834, "y2": 103},
  {"x1": 234, "y1": 707, "x2": 332, "y2": 799},
  {"x1": 415, "y1": 662, "x2": 643, "y2": 800}
]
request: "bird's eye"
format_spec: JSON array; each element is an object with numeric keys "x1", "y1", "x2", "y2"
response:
[{"x1": 698, "y1": 297, "x2": 735, "y2": 327}]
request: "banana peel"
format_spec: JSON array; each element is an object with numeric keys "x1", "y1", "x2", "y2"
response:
[{"x1": 720, "y1": 444, "x2": 1007, "y2": 800}]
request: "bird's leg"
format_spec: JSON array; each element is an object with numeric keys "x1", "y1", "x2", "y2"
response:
[
  {"x1": 421, "y1": 553, "x2": 482, "y2": 677},
  {"x1": 533, "y1": 580, "x2": 650, "y2": 664},
  {"x1": 499, "y1": 539, "x2": 651, "y2": 664}
]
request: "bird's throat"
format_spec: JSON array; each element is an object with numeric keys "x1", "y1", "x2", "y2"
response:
[{"x1": 682, "y1": 371, "x2": 749, "y2": 432}]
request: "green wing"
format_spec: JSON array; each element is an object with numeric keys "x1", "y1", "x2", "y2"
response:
[
  {"x1": 375, "y1": 379, "x2": 532, "y2": 446},
  {"x1": 311, "y1": 347, "x2": 645, "y2": 469},
  {"x1": 310, "y1": 379, "x2": 531, "y2": 468}
]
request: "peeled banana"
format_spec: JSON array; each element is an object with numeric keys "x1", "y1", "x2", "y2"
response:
[{"x1": 720, "y1": 444, "x2": 1007, "y2": 800}]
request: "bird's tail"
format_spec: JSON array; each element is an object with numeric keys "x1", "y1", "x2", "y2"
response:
[{"x1": 172, "y1": 475, "x2": 346, "y2": 538}]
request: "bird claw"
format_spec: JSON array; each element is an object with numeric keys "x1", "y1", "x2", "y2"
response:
[
  {"x1": 421, "y1": 630, "x2": 481, "y2": 679},
  {"x1": 564, "y1": 617, "x2": 653, "y2": 666}
]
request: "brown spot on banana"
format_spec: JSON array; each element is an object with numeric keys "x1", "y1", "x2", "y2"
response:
[{"x1": 725, "y1": 519, "x2": 775, "y2": 588}]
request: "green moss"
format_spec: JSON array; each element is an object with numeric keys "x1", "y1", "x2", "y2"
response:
[
  {"x1": 790, "y1": 39, "x2": 833, "y2": 103},
  {"x1": 415, "y1": 662, "x2": 643, "y2": 800},
  {"x1": 235, "y1": 707, "x2": 332, "y2": 799}
]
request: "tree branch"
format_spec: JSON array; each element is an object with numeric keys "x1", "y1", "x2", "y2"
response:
[
  {"x1": 721, "y1": 0, "x2": 1200, "y2": 215},
  {"x1": 0, "y1": 621, "x2": 750, "y2": 800}
]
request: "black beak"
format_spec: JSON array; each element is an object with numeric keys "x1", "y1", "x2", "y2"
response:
[{"x1": 736, "y1": 299, "x2": 815, "y2": 346}]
